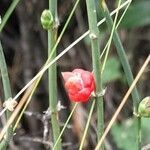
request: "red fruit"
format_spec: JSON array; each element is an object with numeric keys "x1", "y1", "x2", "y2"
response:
[{"x1": 62, "y1": 69, "x2": 95, "y2": 102}]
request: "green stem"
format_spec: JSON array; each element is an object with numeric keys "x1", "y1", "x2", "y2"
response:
[
  {"x1": 116, "y1": 0, "x2": 132, "y2": 29},
  {"x1": 0, "y1": 41, "x2": 13, "y2": 149},
  {"x1": 85, "y1": 0, "x2": 104, "y2": 149},
  {"x1": 48, "y1": 1, "x2": 61, "y2": 149},
  {"x1": 0, "y1": 0, "x2": 21, "y2": 32},
  {"x1": 79, "y1": 100, "x2": 95, "y2": 150},
  {"x1": 48, "y1": 0, "x2": 80, "y2": 60},
  {"x1": 100, "y1": 0, "x2": 131, "y2": 60},
  {"x1": 101, "y1": 0, "x2": 121, "y2": 74},
  {"x1": 0, "y1": 42, "x2": 12, "y2": 99},
  {"x1": 53, "y1": 103, "x2": 78, "y2": 149},
  {"x1": 99, "y1": 0, "x2": 140, "y2": 149}
]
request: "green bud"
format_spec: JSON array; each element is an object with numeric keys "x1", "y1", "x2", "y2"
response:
[
  {"x1": 40, "y1": 9, "x2": 53, "y2": 30},
  {"x1": 138, "y1": 96, "x2": 150, "y2": 117}
]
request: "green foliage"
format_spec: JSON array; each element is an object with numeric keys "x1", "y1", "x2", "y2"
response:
[
  {"x1": 111, "y1": 119, "x2": 137, "y2": 150},
  {"x1": 102, "y1": 57, "x2": 121, "y2": 84},
  {"x1": 120, "y1": 0, "x2": 150, "y2": 28},
  {"x1": 111, "y1": 118, "x2": 150, "y2": 150}
]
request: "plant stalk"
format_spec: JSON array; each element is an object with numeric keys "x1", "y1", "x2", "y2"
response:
[
  {"x1": 99, "y1": 0, "x2": 140, "y2": 149},
  {"x1": 48, "y1": 0, "x2": 61, "y2": 149},
  {"x1": 53, "y1": 103, "x2": 78, "y2": 149},
  {"x1": 0, "y1": 41, "x2": 13, "y2": 149},
  {"x1": 85, "y1": 0, "x2": 104, "y2": 149}
]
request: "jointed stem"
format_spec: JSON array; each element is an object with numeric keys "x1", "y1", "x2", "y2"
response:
[
  {"x1": 85, "y1": 0, "x2": 104, "y2": 149},
  {"x1": 99, "y1": 0, "x2": 140, "y2": 149},
  {"x1": 48, "y1": 0, "x2": 61, "y2": 149}
]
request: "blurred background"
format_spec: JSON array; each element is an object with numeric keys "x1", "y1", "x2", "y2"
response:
[{"x1": 0, "y1": 0, "x2": 150, "y2": 149}]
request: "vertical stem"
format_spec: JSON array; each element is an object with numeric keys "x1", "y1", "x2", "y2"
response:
[
  {"x1": 48, "y1": 1, "x2": 61, "y2": 149},
  {"x1": 0, "y1": 42, "x2": 12, "y2": 99},
  {"x1": 99, "y1": 0, "x2": 140, "y2": 149},
  {"x1": 53, "y1": 103, "x2": 78, "y2": 149},
  {"x1": 85, "y1": 0, "x2": 104, "y2": 149},
  {"x1": 0, "y1": 41, "x2": 13, "y2": 149}
]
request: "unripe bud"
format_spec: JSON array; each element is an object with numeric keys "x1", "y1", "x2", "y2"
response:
[
  {"x1": 40, "y1": 9, "x2": 53, "y2": 30},
  {"x1": 138, "y1": 96, "x2": 150, "y2": 117}
]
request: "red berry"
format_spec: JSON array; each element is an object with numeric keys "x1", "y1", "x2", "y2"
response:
[{"x1": 62, "y1": 69, "x2": 95, "y2": 102}]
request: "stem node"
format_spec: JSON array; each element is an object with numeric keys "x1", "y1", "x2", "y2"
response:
[{"x1": 89, "y1": 33, "x2": 98, "y2": 39}]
